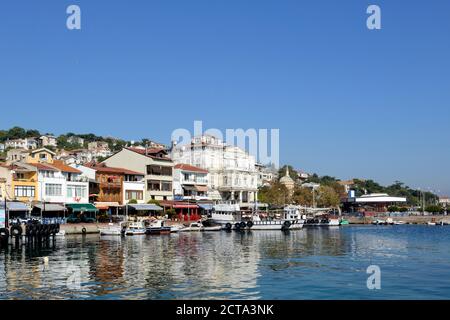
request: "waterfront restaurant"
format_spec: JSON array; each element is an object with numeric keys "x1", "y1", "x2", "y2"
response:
[
  {"x1": 342, "y1": 192, "x2": 407, "y2": 216},
  {"x1": 159, "y1": 200, "x2": 200, "y2": 221}
]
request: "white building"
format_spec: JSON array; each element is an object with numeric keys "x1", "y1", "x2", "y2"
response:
[
  {"x1": 439, "y1": 196, "x2": 449, "y2": 207},
  {"x1": 173, "y1": 163, "x2": 209, "y2": 201},
  {"x1": 32, "y1": 160, "x2": 89, "y2": 204},
  {"x1": 39, "y1": 135, "x2": 57, "y2": 147},
  {"x1": 171, "y1": 135, "x2": 258, "y2": 204},
  {"x1": 67, "y1": 136, "x2": 85, "y2": 146},
  {"x1": 255, "y1": 163, "x2": 276, "y2": 187},
  {"x1": 5, "y1": 138, "x2": 38, "y2": 150}
]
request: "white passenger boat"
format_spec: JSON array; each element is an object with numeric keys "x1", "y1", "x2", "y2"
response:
[{"x1": 209, "y1": 203, "x2": 304, "y2": 231}]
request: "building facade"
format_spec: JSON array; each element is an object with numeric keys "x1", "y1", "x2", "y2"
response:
[
  {"x1": 5, "y1": 138, "x2": 38, "y2": 150},
  {"x1": 171, "y1": 135, "x2": 258, "y2": 204},
  {"x1": 101, "y1": 147, "x2": 174, "y2": 201},
  {"x1": 173, "y1": 163, "x2": 209, "y2": 201},
  {"x1": 84, "y1": 162, "x2": 145, "y2": 205}
]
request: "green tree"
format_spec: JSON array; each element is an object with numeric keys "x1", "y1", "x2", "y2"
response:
[
  {"x1": 258, "y1": 182, "x2": 290, "y2": 205},
  {"x1": 292, "y1": 186, "x2": 313, "y2": 206},
  {"x1": 7, "y1": 126, "x2": 26, "y2": 139},
  {"x1": 316, "y1": 186, "x2": 340, "y2": 208}
]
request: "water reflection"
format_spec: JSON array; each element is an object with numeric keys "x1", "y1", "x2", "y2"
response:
[{"x1": 1, "y1": 226, "x2": 449, "y2": 299}]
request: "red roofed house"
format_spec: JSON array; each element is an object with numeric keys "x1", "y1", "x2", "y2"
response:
[
  {"x1": 101, "y1": 147, "x2": 174, "y2": 202},
  {"x1": 84, "y1": 162, "x2": 145, "y2": 206}
]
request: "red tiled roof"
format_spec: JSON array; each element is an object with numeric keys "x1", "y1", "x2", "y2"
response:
[
  {"x1": 28, "y1": 163, "x2": 58, "y2": 171},
  {"x1": 126, "y1": 147, "x2": 171, "y2": 161},
  {"x1": 174, "y1": 163, "x2": 208, "y2": 173},
  {"x1": 85, "y1": 163, "x2": 143, "y2": 175},
  {"x1": 51, "y1": 160, "x2": 82, "y2": 174}
]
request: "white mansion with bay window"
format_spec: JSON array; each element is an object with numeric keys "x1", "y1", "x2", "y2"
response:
[{"x1": 171, "y1": 135, "x2": 258, "y2": 204}]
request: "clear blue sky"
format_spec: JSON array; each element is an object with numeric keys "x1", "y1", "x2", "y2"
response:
[{"x1": 0, "y1": 0, "x2": 449, "y2": 195}]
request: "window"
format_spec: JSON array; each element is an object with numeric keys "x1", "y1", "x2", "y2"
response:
[
  {"x1": 161, "y1": 166, "x2": 172, "y2": 176},
  {"x1": 39, "y1": 153, "x2": 47, "y2": 160},
  {"x1": 67, "y1": 185, "x2": 87, "y2": 198},
  {"x1": 14, "y1": 186, "x2": 35, "y2": 198},
  {"x1": 42, "y1": 171, "x2": 54, "y2": 178},
  {"x1": 147, "y1": 180, "x2": 161, "y2": 191},
  {"x1": 45, "y1": 184, "x2": 62, "y2": 196},
  {"x1": 147, "y1": 165, "x2": 172, "y2": 176},
  {"x1": 161, "y1": 182, "x2": 172, "y2": 191},
  {"x1": 126, "y1": 190, "x2": 143, "y2": 200}
]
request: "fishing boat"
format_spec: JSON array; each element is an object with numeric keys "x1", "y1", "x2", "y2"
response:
[
  {"x1": 145, "y1": 219, "x2": 171, "y2": 235},
  {"x1": 125, "y1": 222, "x2": 146, "y2": 235},
  {"x1": 339, "y1": 219, "x2": 350, "y2": 225}
]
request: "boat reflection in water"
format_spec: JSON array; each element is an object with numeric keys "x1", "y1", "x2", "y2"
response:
[{"x1": 1, "y1": 226, "x2": 450, "y2": 299}]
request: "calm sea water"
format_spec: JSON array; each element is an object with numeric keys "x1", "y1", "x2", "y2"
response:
[{"x1": 1, "y1": 225, "x2": 450, "y2": 300}]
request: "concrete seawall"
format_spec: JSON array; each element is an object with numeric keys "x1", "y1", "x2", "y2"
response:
[
  {"x1": 343, "y1": 215, "x2": 450, "y2": 225},
  {"x1": 60, "y1": 223, "x2": 100, "y2": 235}
]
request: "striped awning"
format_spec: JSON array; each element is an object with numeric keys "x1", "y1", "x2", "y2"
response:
[
  {"x1": 0, "y1": 201, "x2": 29, "y2": 211},
  {"x1": 128, "y1": 204, "x2": 163, "y2": 211},
  {"x1": 34, "y1": 203, "x2": 67, "y2": 212},
  {"x1": 95, "y1": 202, "x2": 121, "y2": 210}
]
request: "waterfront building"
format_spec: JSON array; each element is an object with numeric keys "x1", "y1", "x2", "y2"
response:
[
  {"x1": 171, "y1": 135, "x2": 258, "y2": 204},
  {"x1": 342, "y1": 192, "x2": 407, "y2": 215},
  {"x1": 0, "y1": 148, "x2": 90, "y2": 217},
  {"x1": 0, "y1": 162, "x2": 38, "y2": 203},
  {"x1": 101, "y1": 147, "x2": 174, "y2": 201},
  {"x1": 173, "y1": 163, "x2": 209, "y2": 201},
  {"x1": 83, "y1": 162, "x2": 145, "y2": 206},
  {"x1": 39, "y1": 135, "x2": 57, "y2": 148}
]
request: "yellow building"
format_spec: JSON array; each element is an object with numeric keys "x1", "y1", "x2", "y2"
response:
[
  {"x1": 26, "y1": 148, "x2": 56, "y2": 165},
  {"x1": 9, "y1": 163, "x2": 39, "y2": 202}
]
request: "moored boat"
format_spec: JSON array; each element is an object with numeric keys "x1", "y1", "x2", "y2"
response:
[
  {"x1": 125, "y1": 222, "x2": 146, "y2": 235},
  {"x1": 100, "y1": 223, "x2": 125, "y2": 236},
  {"x1": 145, "y1": 219, "x2": 171, "y2": 235},
  {"x1": 179, "y1": 222, "x2": 204, "y2": 232}
]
